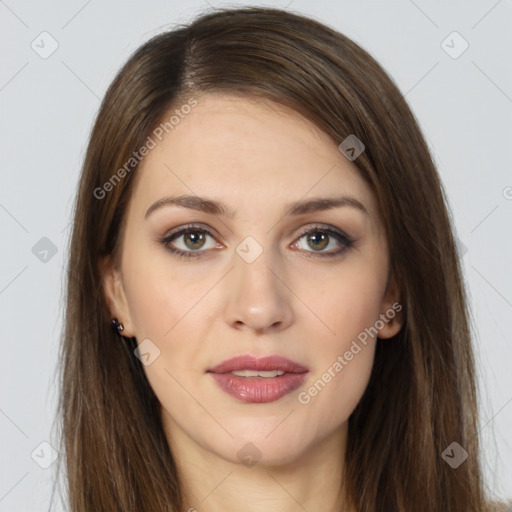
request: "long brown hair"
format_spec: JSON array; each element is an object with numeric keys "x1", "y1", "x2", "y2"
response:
[{"x1": 52, "y1": 6, "x2": 503, "y2": 511}]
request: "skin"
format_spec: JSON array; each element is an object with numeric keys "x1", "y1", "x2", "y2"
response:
[{"x1": 100, "y1": 93, "x2": 403, "y2": 512}]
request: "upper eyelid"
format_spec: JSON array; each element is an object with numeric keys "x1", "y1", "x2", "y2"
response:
[{"x1": 164, "y1": 223, "x2": 223, "y2": 243}]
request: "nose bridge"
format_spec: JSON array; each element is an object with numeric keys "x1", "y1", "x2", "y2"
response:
[
  {"x1": 236, "y1": 237, "x2": 276, "y2": 290},
  {"x1": 223, "y1": 233, "x2": 294, "y2": 332}
]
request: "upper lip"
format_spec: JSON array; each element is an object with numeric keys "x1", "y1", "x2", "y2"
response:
[{"x1": 207, "y1": 355, "x2": 309, "y2": 374}]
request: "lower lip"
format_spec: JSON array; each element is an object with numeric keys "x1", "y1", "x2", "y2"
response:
[{"x1": 208, "y1": 372, "x2": 308, "y2": 403}]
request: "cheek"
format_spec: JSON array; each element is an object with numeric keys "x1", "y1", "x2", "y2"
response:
[
  {"x1": 297, "y1": 303, "x2": 378, "y2": 430},
  {"x1": 122, "y1": 246, "x2": 203, "y2": 340},
  {"x1": 121, "y1": 250, "x2": 212, "y2": 391},
  {"x1": 292, "y1": 261, "x2": 384, "y2": 416},
  {"x1": 122, "y1": 262, "x2": 208, "y2": 420},
  {"x1": 294, "y1": 259, "x2": 387, "y2": 347}
]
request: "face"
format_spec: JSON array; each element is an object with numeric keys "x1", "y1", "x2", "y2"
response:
[{"x1": 101, "y1": 93, "x2": 402, "y2": 468}]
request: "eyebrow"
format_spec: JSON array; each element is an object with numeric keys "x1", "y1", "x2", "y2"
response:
[{"x1": 144, "y1": 194, "x2": 368, "y2": 219}]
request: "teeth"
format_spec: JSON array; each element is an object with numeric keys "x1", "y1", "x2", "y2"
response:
[{"x1": 230, "y1": 369, "x2": 285, "y2": 378}]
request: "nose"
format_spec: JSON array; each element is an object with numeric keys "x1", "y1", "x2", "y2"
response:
[{"x1": 223, "y1": 245, "x2": 294, "y2": 334}]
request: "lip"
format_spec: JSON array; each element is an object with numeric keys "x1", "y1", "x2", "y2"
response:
[
  {"x1": 207, "y1": 355, "x2": 309, "y2": 374},
  {"x1": 207, "y1": 355, "x2": 309, "y2": 404}
]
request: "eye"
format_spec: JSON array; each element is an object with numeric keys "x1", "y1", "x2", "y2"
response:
[
  {"x1": 159, "y1": 223, "x2": 355, "y2": 260},
  {"x1": 291, "y1": 224, "x2": 354, "y2": 258},
  {"x1": 160, "y1": 224, "x2": 220, "y2": 259}
]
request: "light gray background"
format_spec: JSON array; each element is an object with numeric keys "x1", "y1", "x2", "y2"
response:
[{"x1": 1, "y1": 1, "x2": 511, "y2": 510}]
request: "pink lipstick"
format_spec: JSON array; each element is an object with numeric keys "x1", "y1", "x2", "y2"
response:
[{"x1": 207, "y1": 355, "x2": 309, "y2": 403}]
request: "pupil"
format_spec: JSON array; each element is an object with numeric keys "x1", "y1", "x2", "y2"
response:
[
  {"x1": 308, "y1": 232, "x2": 328, "y2": 251},
  {"x1": 185, "y1": 231, "x2": 205, "y2": 249}
]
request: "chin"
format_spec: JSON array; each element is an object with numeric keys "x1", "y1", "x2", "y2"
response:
[{"x1": 213, "y1": 428, "x2": 313, "y2": 468}]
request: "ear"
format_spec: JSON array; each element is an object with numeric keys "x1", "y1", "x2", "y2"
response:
[
  {"x1": 376, "y1": 273, "x2": 404, "y2": 340},
  {"x1": 98, "y1": 255, "x2": 135, "y2": 337}
]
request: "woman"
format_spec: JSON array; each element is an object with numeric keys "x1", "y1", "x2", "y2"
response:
[{"x1": 53, "y1": 6, "x2": 511, "y2": 511}]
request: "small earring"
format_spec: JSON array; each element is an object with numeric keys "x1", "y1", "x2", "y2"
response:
[{"x1": 110, "y1": 318, "x2": 124, "y2": 336}]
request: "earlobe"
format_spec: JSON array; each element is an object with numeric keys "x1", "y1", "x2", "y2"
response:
[
  {"x1": 98, "y1": 255, "x2": 134, "y2": 337},
  {"x1": 377, "y1": 303, "x2": 404, "y2": 339},
  {"x1": 377, "y1": 275, "x2": 404, "y2": 340}
]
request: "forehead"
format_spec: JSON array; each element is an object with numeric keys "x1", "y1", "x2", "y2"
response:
[{"x1": 128, "y1": 93, "x2": 380, "y2": 222}]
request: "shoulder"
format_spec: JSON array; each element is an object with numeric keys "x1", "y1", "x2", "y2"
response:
[{"x1": 488, "y1": 500, "x2": 512, "y2": 512}]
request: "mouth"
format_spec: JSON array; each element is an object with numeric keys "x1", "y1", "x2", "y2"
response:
[
  {"x1": 207, "y1": 355, "x2": 309, "y2": 403},
  {"x1": 207, "y1": 354, "x2": 309, "y2": 374}
]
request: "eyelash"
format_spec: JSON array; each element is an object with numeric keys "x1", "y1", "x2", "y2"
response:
[{"x1": 159, "y1": 223, "x2": 355, "y2": 260}]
